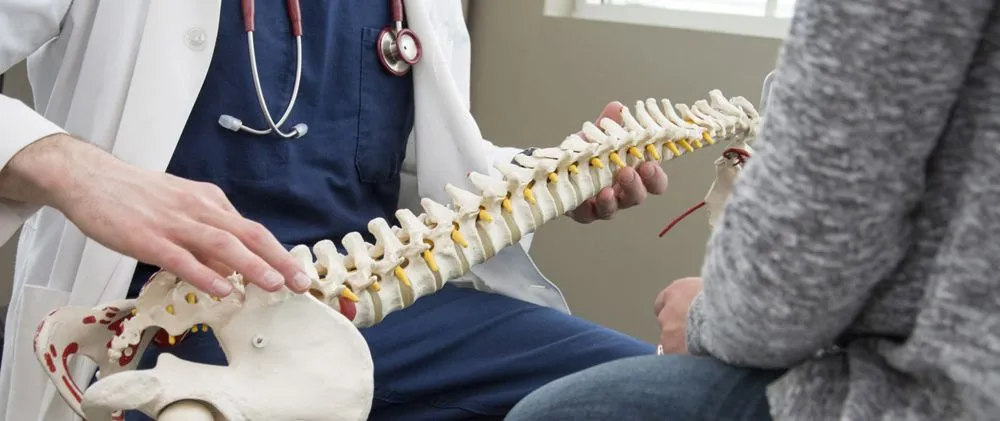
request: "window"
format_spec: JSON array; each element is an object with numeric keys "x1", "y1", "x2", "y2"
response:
[{"x1": 544, "y1": 0, "x2": 796, "y2": 39}]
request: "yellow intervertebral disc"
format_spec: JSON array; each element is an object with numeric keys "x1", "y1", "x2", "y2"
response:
[
  {"x1": 452, "y1": 228, "x2": 469, "y2": 248},
  {"x1": 609, "y1": 152, "x2": 625, "y2": 168},
  {"x1": 523, "y1": 187, "x2": 536, "y2": 204},
  {"x1": 645, "y1": 144, "x2": 660, "y2": 160},
  {"x1": 502, "y1": 197, "x2": 513, "y2": 213},
  {"x1": 394, "y1": 266, "x2": 411, "y2": 287},
  {"x1": 422, "y1": 249, "x2": 439, "y2": 272},
  {"x1": 702, "y1": 131, "x2": 714, "y2": 144},
  {"x1": 340, "y1": 287, "x2": 360, "y2": 302},
  {"x1": 665, "y1": 142, "x2": 681, "y2": 156},
  {"x1": 478, "y1": 208, "x2": 493, "y2": 223}
]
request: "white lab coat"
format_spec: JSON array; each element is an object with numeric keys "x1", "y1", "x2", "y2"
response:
[{"x1": 0, "y1": 1, "x2": 569, "y2": 420}]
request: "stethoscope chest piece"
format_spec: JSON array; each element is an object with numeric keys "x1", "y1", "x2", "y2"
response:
[{"x1": 378, "y1": 27, "x2": 422, "y2": 76}]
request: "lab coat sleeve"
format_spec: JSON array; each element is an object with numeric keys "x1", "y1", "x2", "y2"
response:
[
  {"x1": 0, "y1": 0, "x2": 74, "y2": 243},
  {"x1": 0, "y1": 95, "x2": 67, "y2": 177},
  {"x1": 481, "y1": 138, "x2": 522, "y2": 174},
  {"x1": 0, "y1": 96, "x2": 66, "y2": 243},
  {"x1": 0, "y1": 0, "x2": 73, "y2": 73}
]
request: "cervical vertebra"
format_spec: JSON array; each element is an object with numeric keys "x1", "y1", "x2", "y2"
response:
[{"x1": 32, "y1": 90, "x2": 760, "y2": 421}]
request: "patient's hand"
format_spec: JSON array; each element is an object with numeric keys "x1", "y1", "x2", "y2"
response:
[{"x1": 654, "y1": 277, "x2": 702, "y2": 354}]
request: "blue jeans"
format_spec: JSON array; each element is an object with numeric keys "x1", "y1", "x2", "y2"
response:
[
  {"x1": 121, "y1": 285, "x2": 654, "y2": 420},
  {"x1": 504, "y1": 354, "x2": 785, "y2": 421}
]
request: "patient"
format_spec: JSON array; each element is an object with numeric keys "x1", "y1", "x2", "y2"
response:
[{"x1": 504, "y1": 0, "x2": 1000, "y2": 419}]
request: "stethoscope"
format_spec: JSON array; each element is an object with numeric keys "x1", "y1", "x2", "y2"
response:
[{"x1": 218, "y1": 0, "x2": 422, "y2": 139}]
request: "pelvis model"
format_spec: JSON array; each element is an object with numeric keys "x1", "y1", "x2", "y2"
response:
[{"x1": 32, "y1": 89, "x2": 759, "y2": 421}]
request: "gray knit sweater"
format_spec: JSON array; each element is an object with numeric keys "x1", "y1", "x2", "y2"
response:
[{"x1": 685, "y1": 0, "x2": 1000, "y2": 419}]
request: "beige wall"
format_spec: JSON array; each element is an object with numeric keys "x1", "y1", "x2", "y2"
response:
[
  {"x1": 0, "y1": 2, "x2": 783, "y2": 343},
  {"x1": 467, "y1": 0, "x2": 781, "y2": 343}
]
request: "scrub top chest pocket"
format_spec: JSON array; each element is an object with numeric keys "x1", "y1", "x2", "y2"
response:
[{"x1": 356, "y1": 27, "x2": 415, "y2": 185}]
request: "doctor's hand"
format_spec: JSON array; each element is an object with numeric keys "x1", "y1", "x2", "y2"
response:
[
  {"x1": 565, "y1": 101, "x2": 669, "y2": 223},
  {"x1": 566, "y1": 161, "x2": 668, "y2": 223},
  {"x1": 0, "y1": 134, "x2": 312, "y2": 297}
]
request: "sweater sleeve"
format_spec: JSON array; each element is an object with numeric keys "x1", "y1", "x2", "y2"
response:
[{"x1": 685, "y1": 0, "x2": 995, "y2": 368}]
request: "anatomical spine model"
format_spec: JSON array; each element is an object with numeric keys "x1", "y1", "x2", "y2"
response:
[{"x1": 32, "y1": 90, "x2": 760, "y2": 421}]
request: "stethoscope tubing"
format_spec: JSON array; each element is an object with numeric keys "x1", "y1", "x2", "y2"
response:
[
  {"x1": 243, "y1": 31, "x2": 305, "y2": 138},
  {"x1": 219, "y1": 0, "x2": 416, "y2": 140}
]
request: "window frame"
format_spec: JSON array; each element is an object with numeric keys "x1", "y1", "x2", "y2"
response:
[{"x1": 543, "y1": 0, "x2": 792, "y2": 40}]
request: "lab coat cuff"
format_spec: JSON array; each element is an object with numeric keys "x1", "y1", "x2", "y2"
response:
[
  {"x1": 0, "y1": 95, "x2": 67, "y2": 172},
  {"x1": 0, "y1": 95, "x2": 64, "y2": 244},
  {"x1": 0, "y1": 199, "x2": 40, "y2": 244}
]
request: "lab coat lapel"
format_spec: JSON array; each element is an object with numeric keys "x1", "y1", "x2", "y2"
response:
[
  {"x1": 404, "y1": 0, "x2": 491, "y2": 205},
  {"x1": 110, "y1": 0, "x2": 221, "y2": 172},
  {"x1": 68, "y1": 0, "x2": 222, "y2": 307},
  {"x1": 402, "y1": 1, "x2": 570, "y2": 312}
]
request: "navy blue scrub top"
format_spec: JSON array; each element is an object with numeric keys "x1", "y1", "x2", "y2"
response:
[{"x1": 129, "y1": 0, "x2": 414, "y2": 296}]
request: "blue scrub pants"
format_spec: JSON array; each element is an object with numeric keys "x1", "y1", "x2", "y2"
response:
[
  {"x1": 505, "y1": 354, "x2": 785, "y2": 421},
  {"x1": 122, "y1": 284, "x2": 654, "y2": 420}
]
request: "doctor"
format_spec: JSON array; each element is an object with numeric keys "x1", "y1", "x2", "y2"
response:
[{"x1": 0, "y1": 1, "x2": 669, "y2": 420}]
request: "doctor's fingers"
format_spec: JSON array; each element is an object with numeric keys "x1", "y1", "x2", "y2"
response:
[
  {"x1": 614, "y1": 167, "x2": 648, "y2": 208},
  {"x1": 568, "y1": 164, "x2": 668, "y2": 223},
  {"x1": 172, "y1": 179, "x2": 311, "y2": 293},
  {"x1": 180, "y1": 220, "x2": 312, "y2": 294},
  {"x1": 197, "y1": 256, "x2": 235, "y2": 280},
  {"x1": 637, "y1": 162, "x2": 668, "y2": 195},
  {"x1": 567, "y1": 187, "x2": 618, "y2": 223},
  {"x1": 152, "y1": 242, "x2": 237, "y2": 297},
  {"x1": 593, "y1": 187, "x2": 620, "y2": 218}
]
